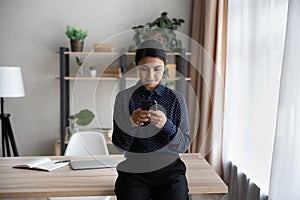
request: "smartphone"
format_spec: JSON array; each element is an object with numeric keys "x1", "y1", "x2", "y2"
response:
[{"x1": 141, "y1": 100, "x2": 157, "y2": 111}]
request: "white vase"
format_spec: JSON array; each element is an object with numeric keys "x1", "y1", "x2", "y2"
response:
[{"x1": 90, "y1": 70, "x2": 97, "y2": 77}]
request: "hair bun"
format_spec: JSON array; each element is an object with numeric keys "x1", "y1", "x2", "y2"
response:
[{"x1": 135, "y1": 39, "x2": 167, "y2": 65}]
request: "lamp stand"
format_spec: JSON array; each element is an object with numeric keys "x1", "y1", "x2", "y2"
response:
[{"x1": 1, "y1": 97, "x2": 19, "y2": 157}]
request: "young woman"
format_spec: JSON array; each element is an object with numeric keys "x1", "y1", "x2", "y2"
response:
[{"x1": 112, "y1": 39, "x2": 191, "y2": 200}]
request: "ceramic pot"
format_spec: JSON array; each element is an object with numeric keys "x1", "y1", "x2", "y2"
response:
[
  {"x1": 70, "y1": 40, "x2": 84, "y2": 52},
  {"x1": 90, "y1": 70, "x2": 97, "y2": 77}
]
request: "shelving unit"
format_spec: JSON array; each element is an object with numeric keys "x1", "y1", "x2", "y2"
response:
[{"x1": 58, "y1": 46, "x2": 190, "y2": 155}]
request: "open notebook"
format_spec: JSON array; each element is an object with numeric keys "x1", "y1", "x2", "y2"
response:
[
  {"x1": 70, "y1": 159, "x2": 120, "y2": 170},
  {"x1": 13, "y1": 157, "x2": 69, "y2": 172}
]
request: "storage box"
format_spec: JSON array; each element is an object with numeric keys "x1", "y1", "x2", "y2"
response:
[
  {"x1": 93, "y1": 43, "x2": 115, "y2": 52},
  {"x1": 101, "y1": 67, "x2": 121, "y2": 77}
]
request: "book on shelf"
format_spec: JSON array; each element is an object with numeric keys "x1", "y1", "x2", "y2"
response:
[{"x1": 13, "y1": 157, "x2": 70, "y2": 172}]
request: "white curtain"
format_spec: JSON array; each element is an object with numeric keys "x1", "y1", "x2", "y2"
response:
[
  {"x1": 223, "y1": 0, "x2": 288, "y2": 197},
  {"x1": 269, "y1": 0, "x2": 300, "y2": 199}
]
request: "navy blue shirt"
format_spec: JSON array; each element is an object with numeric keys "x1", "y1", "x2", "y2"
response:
[{"x1": 112, "y1": 81, "x2": 191, "y2": 155}]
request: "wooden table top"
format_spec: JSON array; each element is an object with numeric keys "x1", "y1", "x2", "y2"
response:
[{"x1": 0, "y1": 153, "x2": 227, "y2": 198}]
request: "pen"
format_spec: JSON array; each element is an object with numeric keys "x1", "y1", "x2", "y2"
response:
[{"x1": 54, "y1": 160, "x2": 71, "y2": 164}]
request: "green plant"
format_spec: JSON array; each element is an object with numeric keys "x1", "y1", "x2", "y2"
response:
[
  {"x1": 75, "y1": 57, "x2": 83, "y2": 66},
  {"x1": 69, "y1": 109, "x2": 95, "y2": 126},
  {"x1": 89, "y1": 65, "x2": 97, "y2": 71},
  {"x1": 129, "y1": 12, "x2": 185, "y2": 52},
  {"x1": 65, "y1": 25, "x2": 88, "y2": 41},
  {"x1": 147, "y1": 12, "x2": 185, "y2": 30}
]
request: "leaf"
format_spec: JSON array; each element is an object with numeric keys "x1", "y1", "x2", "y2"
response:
[
  {"x1": 74, "y1": 109, "x2": 95, "y2": 126},
  {"x1": 75, "y1": 57, "x2": 83, "y2": 66},
  {"x1": 161, "y1": 12, "x2": 168, "y2": 17}
]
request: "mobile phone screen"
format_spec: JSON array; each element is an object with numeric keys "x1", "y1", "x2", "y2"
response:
[{"x1": 141, "y1": 100, "x2": 157, "y2": 111}]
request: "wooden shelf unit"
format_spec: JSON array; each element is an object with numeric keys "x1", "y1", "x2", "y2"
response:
[{"x1": 58, "y1": 47, "x2": 190, "y2": 155}]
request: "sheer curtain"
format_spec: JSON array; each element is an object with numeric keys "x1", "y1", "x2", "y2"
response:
[
  {"x1": 188, "y1": 0, "x2": 228, "y2": 176},
  {"x1": 223, "y1": 0, "x2": 288, "y2": 197},
  {"x1": 269, "y1": 0, "x2": 300, "y2": 199}
]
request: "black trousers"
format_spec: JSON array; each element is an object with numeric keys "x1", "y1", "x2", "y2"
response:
[{"x1": 114, "y1": 158, "x2": 189, "y2": 200}]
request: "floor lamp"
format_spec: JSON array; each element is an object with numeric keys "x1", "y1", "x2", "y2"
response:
[{"x1": 0, "y1": 66, "x2": 25, "y2": 157}]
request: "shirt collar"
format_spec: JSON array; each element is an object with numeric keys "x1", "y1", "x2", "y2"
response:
[{"x1": 134, "y1": 81, "x2": 165, "y2": 97}]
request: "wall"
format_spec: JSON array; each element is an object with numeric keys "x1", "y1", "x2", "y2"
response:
[{"x1": 0, "y1": 0, "x2": 192, "y2": 155}]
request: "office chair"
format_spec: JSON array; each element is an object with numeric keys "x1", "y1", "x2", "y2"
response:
[
  {"x1": 64, "y1": 131, "x2": 109, "y2": 156},
  {"x1": 49, "y1": 131, "x2": 111, "y2": 200}
]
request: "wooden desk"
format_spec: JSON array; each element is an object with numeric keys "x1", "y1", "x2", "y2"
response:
[{"x1": 0, "y1": 153, "x2": 227, "y2": 198}]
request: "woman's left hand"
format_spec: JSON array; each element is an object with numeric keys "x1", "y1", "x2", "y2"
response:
[{"x1": 149, "y1": 110, "x2": 167, "y2": 129}]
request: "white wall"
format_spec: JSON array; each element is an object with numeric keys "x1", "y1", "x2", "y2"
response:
[{"x1": 0, "y1": 0, "x2": 192, "y2": 155}]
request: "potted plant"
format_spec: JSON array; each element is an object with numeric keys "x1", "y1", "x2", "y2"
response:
[
  {"x1": 66, "y1": 109, "x2": 95, "y2": 140},
  {"x1": 65, "y1": 25, "x2": 88, "y2": 52},
  {"x1": 129, "y1": 12, "x2": 185, "y2": 52},
  {"x1": 89, "y1": 65, "x2": 97, "y2": 77}
]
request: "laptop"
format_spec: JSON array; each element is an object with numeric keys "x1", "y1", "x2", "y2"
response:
[{"x1": 70, "y1": 159, "x2": 120, "y2": 170}]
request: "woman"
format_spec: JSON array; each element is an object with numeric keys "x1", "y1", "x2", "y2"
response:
[{"x1": 112, "y1": 39, "x2": 191, "y2": 200}]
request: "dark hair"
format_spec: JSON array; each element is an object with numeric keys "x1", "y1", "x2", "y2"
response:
[{"x1": 135, "y1": 39, "x2": 167, "y2": 65}]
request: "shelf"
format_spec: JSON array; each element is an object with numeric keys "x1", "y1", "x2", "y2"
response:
[
  {"x1": 125, "y1": 77, "x2": 191, "y2": 81},
  {"x1": 125, "y1": 52, "x2": 191, "y2": 56},
  {"x1": 60, "y1": 76, "x2": 119, "y2": 81},
  {"x1": 62, "y1": 51, "x2": 191, "y2": 56},
  {"x1": 64, "y1": 51, "x2": 120, "y2": 55},
  {"x1": 56, "y1": 76, "x2": 191, "y2": 81}
]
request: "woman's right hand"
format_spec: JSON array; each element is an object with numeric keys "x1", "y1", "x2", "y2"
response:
[{"x1": 130, "y1": 109, "x2": 150, "y2": 126}]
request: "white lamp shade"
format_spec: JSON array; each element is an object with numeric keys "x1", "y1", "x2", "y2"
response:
[{"x1": 0, "y1": 66, "x2": 25, "y2": 97}]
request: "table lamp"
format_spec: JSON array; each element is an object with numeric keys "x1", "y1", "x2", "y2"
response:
[{"x1": 0, "y1": 66, "x2": 25, "y2": 157}]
